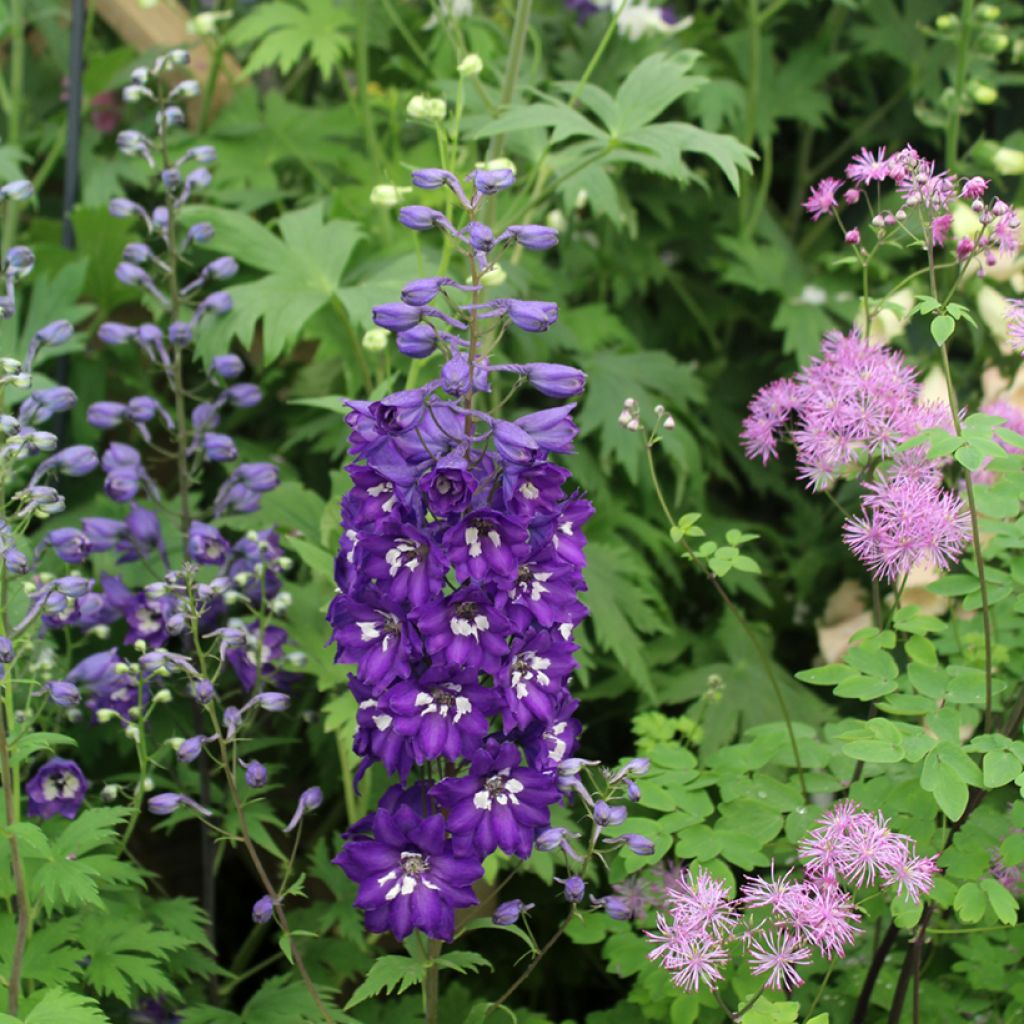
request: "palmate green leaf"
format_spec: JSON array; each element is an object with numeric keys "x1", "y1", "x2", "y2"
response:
[
  {"x1": 583, "y1": 540, "x2": 672, "y2": 701},
  {"x1": 21, "y1": 988, "x2": 110, "y2": 1024},
  {"x1": 605, "y1": 50, "x2": 706, "y2": 131},
  {"x1": 14, "y1": 918, "x2": 84, "y2": 990},
  {"x1": 242, "y1": 975, "x2": 338, "y2": 1024},
  {"x1": 230, "y1": 0, "x2": 355, "y2": 79},
  {"x1": 617, "y1": 123, "x2": 754, "y2": 194},
  {"x1": 344, "y1": 954, "x2": 427, "y2": 1009},
  {"x1": 185, "y1": 202, "x2": 363, "y2": 362}
]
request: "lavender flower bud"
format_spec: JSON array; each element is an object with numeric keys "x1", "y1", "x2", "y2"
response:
[
  {"x1": 243, "y1": 759, "x2": 268, "y2": 787},
  {"x1": 207, "y1": 256, "x2": 238, "y2": 280},
  {"x1": 203, "y1": 432, "x2": 237, "y2": 462},
  {"x1": 192, "y1": 678, "x2": 215, "y2": 705},
  {"x1": 5, "y1": 246, "x2": 35, "y2": 279},
  {"x1": 468, "y1": 167, "x2": 516, "y2": 194},
  {"x1": 560, "y1": 875, "x2": 586, "y2": 903},
  {"x1": 401, "y1": 276, "x2": 459, "y2": 307},
  {"x1": 212, "y1": 354, "x2": 244, "y2": 380},
  {"x1": 168, "y1": 321, "x2": 192, "y2": 346},
  {"x1": 505, "y1": 299, "x2": 559, "y2": 333},
  {"x1": 598, "y1": 895, "x2": 633, "y2": 921},
  {"x1": 200, "y1": 290, "x2": 232, "y2": 316},
  {"x1": 252, "y1": 895, "x2": 274, "y2": 923},
  {"x1": 97, "y1": 322, "x2": 135, "y2": 345},
  {"x1": 395, "y1": 323, "x2": 438, "y2": 358},
  {"x1": 223, "y1": 383, "x2": 261, "y2": 408},
  {"x1": 464, "y1": 222, "x2": 494, "y2": 251},
  {"x1": 223, "y1": 706, "x2": 242, "y2": 738},
  {"x1": 372, "y1": 302, "x2": 422, "y2": 332},
  {"x1": 504, "y1": 224, "x2": 559, "y2": 250},
  {"x1": 48, "y1": 528, "x2": 90, "y2": 563},
  {"x1": 44, "y1": 680, "x2": 81, "y2": 706},
  {"x1": 492, "y1": 899, "x2": 533, "y2": 926},
  {"x1": 53, "y1": 446, "x2": 99, "y2": 477},
  {"x1": 115, "y1": 262, "x2": 150, "y2": 287},
  {"x1": 176, "y1": 736, "x2": 205, "y2": 763},
  {"x1": 398, "y1": 205, "x2": 444, "y2": 231},
  {"x1": 97, "y1": 398, "x2": 130, "y2": 442},
  {"x1": 248, "y1": 692, "x2": 290, "y2": 713},
  {"x1": 536, "y1": 826, "x2": 572, "y2": 851},
  {"x1": 185, "y1": 167, "x2": 212, "y2": 191},
  {"x1": 187, "y1": 146, "x2": 217, "y2": 164},
  {"x1": 33, "y1": 319, "x2": 73, "y2": 347},
  {"x1": 517, "y1": 363, "x2": 586, "y2": 397},
  {"x1": 236, "y1": 462, "x2": 278, "y2": 492},
  {"x1": 626, "y1": 779, "x2": 641, "y2": 801},
  {"x1": 283, "y1": 786, "x2": 322, "y2": 833},
  {"x1": 191, "y1": 402, "x2": 221, "y2": 432},
  {"x1": 622, "y1": 833, "x2": 656, "y2": 856},
  {"x1": 160, "y1": 168, "x2": 182, "y2": 190},
  {"x1": 81, "y1": 517, "x2": 123, "y2": 551},
  {"x1": 593, "y1": 800, "x2": 627, "y2": 827},
  {"x1": 410, "y1": 168, "x2": 455, "y2": 190},
  {"x1": 186, "y1": 221, "x2": 215, "y2": 245},
  {"x1": 148, "y1": 792, "x2": 212, "y2": 817}
]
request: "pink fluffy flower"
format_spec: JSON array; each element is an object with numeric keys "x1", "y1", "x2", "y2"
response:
[
  {"x1": 846, "y1": 146, "x2": 890, "y2": 184},
  {"x1": 803, "y1": 177, "x2": 843, "y2": 221},
  {"x1": 748, "y1": 932, "x2": 812, "y2": 990},
  {"x1": 842, "y1": 470, "x2": 970, "y2": 582},
  {"x1": 931, "y1": 213, "x2": 953, "y2": 248}
]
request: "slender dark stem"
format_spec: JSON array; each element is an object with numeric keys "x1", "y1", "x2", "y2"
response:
[
  {"x1": 853, "y1": 922, "x2": 898, "y2": 1024},
  {"x1": 0, "y1": 659, "x2": 30, "y2": 1017},
  {"x1": 484, "y1": 913, "x2": 572, "y2": 1017},
  {"x1": 645, "y1": 443, "x2": 809, "y2": 801},
  {"x1": 938, "y1": 346, "x2": 994, "y2": 730}
]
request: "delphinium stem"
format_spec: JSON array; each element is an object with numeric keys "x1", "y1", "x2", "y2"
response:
[
  {"x1": 187, "y1": 585, "x2": 336, "y2": 1024},
  {"x1": 644, "y1": 442, "x2": 809, "y2": 802},
  {"x1": 0, "y1": 575, "x2": 31, "y2": 1015}
]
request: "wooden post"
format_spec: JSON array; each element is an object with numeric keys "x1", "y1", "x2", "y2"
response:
[{"x1": 93, "y1": 0, "x2": 241, "y2": 121}]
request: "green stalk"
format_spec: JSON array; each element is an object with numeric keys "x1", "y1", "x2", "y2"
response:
[
  {"x1": 485, "y1": 0, "x2": 533, "y2": 164},
  {"x1": 199, "y1": 40, "x2": 226, "y2": 132},
  {"x1": 2, "y1": 0, "x2": 26, "y2": 252},
  {"x1": 946, "y1": 0, "x2": 975, "y2": 169},
  {"x1": 567, "y1": 0, "x2": 628, "y2": 108}
]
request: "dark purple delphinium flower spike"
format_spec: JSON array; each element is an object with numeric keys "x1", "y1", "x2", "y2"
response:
[
  {"x1": 331, "y1": 167, "x2": 588, "y2": 941},
  {"x1": 334, "y1": 803, "x2": 483, "y2": 941},
  {"x1": 26, "y1": 757, "x2": 89, "y2": 819}
]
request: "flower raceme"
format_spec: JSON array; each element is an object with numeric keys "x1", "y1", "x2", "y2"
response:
[
  {"x1": 330, "y1": 167, "x2": 591, "y2": 940},
  {"x1": 646, "y1": 801, "x2": 937, "y2": 994},
  {"x1": 803, "y1": 144, "x2": 1020, "y2": 268}
]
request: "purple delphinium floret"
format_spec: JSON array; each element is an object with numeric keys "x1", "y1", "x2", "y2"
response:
[
  {"x1": 430, "y1": 740, "x2": 559, "y2": 860},
  {"x1": 335, "y1": 803, "x2": 483, "y2": 941},
  {"x1": 26, "y1": 757, "x2": 89, "y2": 819}
]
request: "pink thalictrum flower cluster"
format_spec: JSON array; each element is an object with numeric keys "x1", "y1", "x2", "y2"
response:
[
  {"x1": 741, "y1": 329, "x2": 969, "y2": 581},
  {"x1": 1008, "y1": 300, "x2": 1024, "y2": 354},
  {"x1": 804, "y1": 144, "x2": 1020, "y2": 268},
  {"x1": 646, "y1": 801, "x2": 938, "y2": 994}
]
